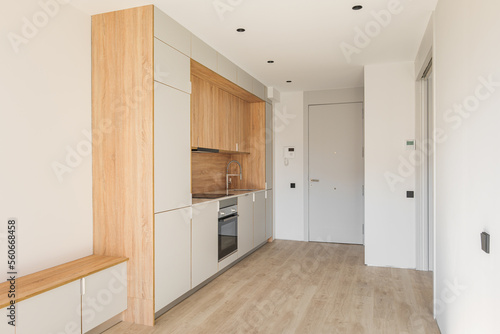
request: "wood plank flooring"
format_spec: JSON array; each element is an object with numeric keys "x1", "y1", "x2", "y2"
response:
[{"x1": 104, "y1": 240, "x2": 440, "y2": 334}]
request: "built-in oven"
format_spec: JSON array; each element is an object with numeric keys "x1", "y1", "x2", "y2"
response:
[{"x1": 218, "y1": 198, "x2": 238, "y2": 261}]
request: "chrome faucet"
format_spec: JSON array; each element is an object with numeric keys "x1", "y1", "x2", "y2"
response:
[{"x1": 226, "y1": 160, "x2": 242, "y2": 194}]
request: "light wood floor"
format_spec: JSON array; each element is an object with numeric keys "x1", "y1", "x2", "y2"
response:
[{"x1": 104, "y1": 240, "x2": 440, "y2": 334}]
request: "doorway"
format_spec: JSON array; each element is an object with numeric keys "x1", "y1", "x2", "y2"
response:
[
  {"x1": 308, "y1": 103, "x2": 364, "y2": 244},
  {"x1": 417, "y1": 60, "x2": 435, "y2": 271}
]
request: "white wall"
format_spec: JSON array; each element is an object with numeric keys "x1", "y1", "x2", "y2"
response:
[
  {"x1": 434, "y1": 0, "x2": 500, "y2": 332},
  {"x1": 274, "y1": 92, "x2": 305, "y2": 241},
  {"x1": 0, "y1": 1, "x2": 93, "y2": 279},
  {"x1": 364, "y1": 62, "x2": 416, "y2": 269}
]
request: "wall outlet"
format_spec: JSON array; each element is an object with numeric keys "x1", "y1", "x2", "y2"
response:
[
  {"x1": 407, "y1": 191, "x2": 414, "y2": 198},
  {"x1": 290, "y1": 183, "x2": 296, "y2": 189}
]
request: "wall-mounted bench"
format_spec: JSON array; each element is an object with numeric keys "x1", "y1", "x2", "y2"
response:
[{"x1": 0, "y1": 255, "x2": 128, "y2": 334}]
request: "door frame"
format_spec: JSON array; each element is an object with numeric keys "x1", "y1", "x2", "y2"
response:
[
  {"x1": 415, "y1": 55, "x2": 435, "y2": 272},
  {"x1": 304, "y1": 101, "x2": 365, "y2": 243}
]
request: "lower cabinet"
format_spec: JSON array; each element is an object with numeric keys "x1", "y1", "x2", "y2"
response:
[
  {"x1": 238, "y1": 194, "x2": 254, "y2": 256},
  {"x1": 1, "y1": 306, "x2": 15, "y2": 334},
  {"x1": 254, "y1": 191, "x2": 267, "y2": 246},
  {"x1": 155, "y1": 207, "x2": 192, "y2": 312},
  {"x1": 17, "y1": 280, "x2": 82, "y2": 334},
  {"x1": 82, "y1": 262, "x2": 128, "y2": 333},
  {"x1": 266, "y1": 190, "x2": 273, "y2": 239},
  {"x1": 192, "y1": 202, "x2": 218, "y2": 287}
]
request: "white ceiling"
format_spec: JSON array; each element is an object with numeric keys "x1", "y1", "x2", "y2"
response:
[{"x1": 71, "y1": 0, "x2": 438, "y2": 92}]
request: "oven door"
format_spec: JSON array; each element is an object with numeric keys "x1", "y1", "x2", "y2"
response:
[{"x1": 218, "y1": 214, "x2": 238, "y2": 261}]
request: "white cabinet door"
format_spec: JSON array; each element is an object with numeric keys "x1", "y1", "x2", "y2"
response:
[
  {"x1": 1, "y1": 306, "x2": 15, "y2": 334},
  {"x1": 254, "y1": 191, "x2": 267, "y2": 246},
  {"x1": 266, "y1": 190, "x2": 273, "y2": 239},
  {"x1": 253, "y1": 78, "x2": 267, "y2": 101},
  {"x1": 17, "y1": 281, "x2": 81, "y2": 334},
  {"x1": 154, "y1": 7, "x2": 191, "y2": 56},
  {"x1": 154, "y1": 84, "x2": 191, "y2": 213},
  {"x1": 82, "y1": 263, "x2": 128, "y2": 333},
  {"x1": 155, "y1": 208, "x2": 192, "y2": 312},
  {"x1": 238, "y1": 194, "x2": 254, "y2": 256},
  {"x1": 191, "y1": 35, "x2": 217, "y2": 72},
  {"x1": 217, "y1": 54, "x2": 238, "y2": 83},
  {"x1": 237, "y1": 68, "x2": 253, "y2": 93},
  {"x1": 192, "y1": 202, "x2": 218, "y2": 287},
  {"x1": 154, "y1": 38, "x2": 191, "y2": 94},
  {"x1": 265, "y1": 102, "x2": 273, "y2": 189}
]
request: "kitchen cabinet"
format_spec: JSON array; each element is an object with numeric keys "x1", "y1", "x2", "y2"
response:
[
  {"x1": 266, "y1": 190, "x2": 273, "y2": 239},
  {"x1": 154, "y1": 84, "x2": 191, "y2": 213},
  {"x1": 237, "y1": 68, "x2": 254, "y2": 93},
  {"x1": 238, "y1": 194, "x2": 254, "y2": 256},
  {"x1": 265, "y1": 102, "x2": 273, "y2": 189},
  {"x1": 192, "y1": 202, "x2": 218, "y2": 288},
  {"x1": 217, "y1": 54, "x2": 238, "y2": 83},
  {"x1": 17, "y1": 281, "x2": 82, "y2": 334},
  {"x1": 191, "y1": 35, "x2": 217, "y2": 72},
  {"x1": 154, "y1": 38, "x2": 191, "y2": 93},
  {"x1": 82, "y1": 263, "x2": 128, "y2": 333},
  {"x1": 154, "y1": 6, "x2": 191, "y2": 56},
  {"x1": 191, "y1": 75, "x2": 218, "y2": 149},
  {"x1": 253, "y1": 79, "x2": 267, "y2": 101},
  {"x1": 254, "y1": 191, "x2": 267, "y2": 246},
  {"x1": 93, "y1": 6, "x2": 193, "y2": 324},
  {"x1": 155, "y1": 208, "x2": 192, "y2": 312},
  {"x1": 238, "y1": 99, "x2": 250, "y2": 153},
  {"x1": 2, "y1": 307, "x2": 15, "y2": 334}
]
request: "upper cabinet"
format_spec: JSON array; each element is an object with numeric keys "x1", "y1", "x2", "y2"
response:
[
  {"x1": 217, "y1": 54, "x2": 238, "y2": 83},
  {"x1": 253, "y1": 79, "x2": 267, "y2": 101},
  {"x1": 154, "y1": 38, "x2": 191, "y2": 94},
  {"x1": 154, "y1": 7, "x2": 191, "y2": 56},
  {"x1": 237, "y1": 68, "x2": 253, "y2": 93},
  {"x1": 191, "y1": 35, "x2": 217, "y2": 72}
]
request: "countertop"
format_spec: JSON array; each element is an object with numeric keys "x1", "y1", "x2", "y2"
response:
[{"x1": 192, "y1": 189, "x2": 266, "y2": 205}]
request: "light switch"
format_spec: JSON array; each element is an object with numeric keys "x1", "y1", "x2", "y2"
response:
[{"x1": 481, "y1": 232, "x2": 490, "y2": 254}]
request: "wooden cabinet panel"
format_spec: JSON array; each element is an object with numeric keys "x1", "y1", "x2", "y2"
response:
[
  {"x1": 155, "y1": 208, "x2": 192, "y2": 312},
  {"x1": 192, "y1": 202, "x2": 218, "y2": 287},
  {"x1": 17, "y1": 281, "x2": 81, "y2": 334},
  {"x1": 154, "y1": 38, "x2": 191, "y2": 93},
  {"x1": 265, "y1": 102, "x2": 273, "y2": 189},
  {"x1": 154, "y1": 7, "x2": 191, "y2": 56},
  {"x1": 217, "y1": 89, "x2": 232, "y2": 151},
  {"x1": 254, "y1": 191, "x2": 267, "y2": 246},
  {"x1": 191, "y1": 76, "x2": 217, "y2": 149},
  {"x1": 238, "y1": 194, "x2": 254, "y2": 256},
  {"x1": 238, "y1": 99, "x2": 250, "y2": 153},
  {"x1": 266, "y1": 190, "x2": 273, "y2": 239},
  {"x1": 82, "y1": 263, "x2": 128, "y2": 333},
  {"x1": 154, "y1": 84, "x2": 192, "y2": 212},
  {"x1": 191, "y1": 35, "x2": 217, "y2": 72},
  {"x1": 237, "y1": 68, "x2": 253, "y2": 93},
  {"x1": 217, "y1": 54, "x2": 238, "y2": 83}
]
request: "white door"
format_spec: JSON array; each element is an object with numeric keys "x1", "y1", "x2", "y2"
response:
[{"x1": 309, "y1": 103, "x2": 364, "y2": 244}]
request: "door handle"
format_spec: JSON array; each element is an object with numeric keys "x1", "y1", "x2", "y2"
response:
[{"x1": 310, "y1": 179, "x2": 320, "y2": 182}]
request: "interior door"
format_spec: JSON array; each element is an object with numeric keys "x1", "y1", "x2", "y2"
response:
[{"x1": 309, "y1": 103, "x2": 364, "y2": 244}]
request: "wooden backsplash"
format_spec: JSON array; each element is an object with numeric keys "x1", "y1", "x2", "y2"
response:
[{"x1": 191, "y1": 153, "x2": 232, "y2": 193}]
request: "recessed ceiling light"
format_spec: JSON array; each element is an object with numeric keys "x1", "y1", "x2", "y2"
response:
[
  {"x1": 267, "y1": 60, "x2": 274, "y2": 64},
  {"x1": 236, "y1": 28, "x2": 246, "y2": 32},
  {"x1": 352, "y1": 5, "x2": 363, "y2": 10},
  {"x1": 286, "y1": 80, "x2": 292, "y2": 83}
]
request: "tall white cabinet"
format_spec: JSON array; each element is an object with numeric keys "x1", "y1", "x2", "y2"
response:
[{"x1": 155, "y1": 207, "x2": 192, "y2": 312}]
